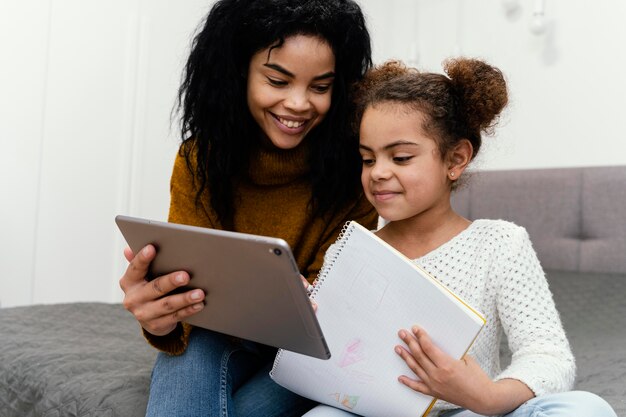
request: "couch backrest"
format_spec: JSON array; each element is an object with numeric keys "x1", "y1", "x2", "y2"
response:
[{"x1": 451, "y1": 166, "x2": 626, "y2": 274}]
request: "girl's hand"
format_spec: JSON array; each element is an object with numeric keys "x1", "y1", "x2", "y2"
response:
[
  {"x1": 395, "y1": 326, "x2": 497, "y2": 414},
  {"x1": 300, "y1": 275, "x2": 317, "y2": 312},
  {"x1": 119, "y1": 245, "x2": 205, "y2": 336}
]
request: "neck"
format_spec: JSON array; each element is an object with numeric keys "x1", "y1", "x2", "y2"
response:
[{"x1": 377, "y1": 205, "x2": 470, "y2": 259}]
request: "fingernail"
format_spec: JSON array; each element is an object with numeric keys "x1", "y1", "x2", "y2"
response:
[
  {"x1": 192, "y1": 302, "x2": 203, "y2": 310},
  {"x1": 175, "y1": 274, "x2": 185, "y2": 284},
  {"x1": 395, "y1": 346, "x2": 402, "y2": 355},
  {"x1": 142, "y1": 246, "x2": 152, "y2": 256},
  {"x1": 412, "y1": 326, "x2": 419, "y2": 334},
  {"x1": 398, "y1": 330, "x2": 406, "y2": 338},
  {"x1": 191, "y1": 290, "x2": 203, "y2": 300}
]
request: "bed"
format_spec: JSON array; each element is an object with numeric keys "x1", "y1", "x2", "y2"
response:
[{"x1": 1, "y1": 165, "x2": 625, "y2": 416}]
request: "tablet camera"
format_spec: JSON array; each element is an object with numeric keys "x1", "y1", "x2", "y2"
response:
[{"x1": 272, "y1": 248, "x2": 282, "y2": 256}]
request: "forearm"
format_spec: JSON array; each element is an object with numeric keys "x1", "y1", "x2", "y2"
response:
[{"x1": 476, "y1": 378, "x2": 534, "y2": 416}]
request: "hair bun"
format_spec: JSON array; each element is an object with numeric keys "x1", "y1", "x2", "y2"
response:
[{"x1": 444, "y1": 58, "x2": 508, "y2": 136}]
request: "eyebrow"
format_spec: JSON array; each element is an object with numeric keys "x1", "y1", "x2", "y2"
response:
[
  {"x1": 263, "y1": 63, "x2": 335, "y2": 81},
  {"x1": 359, "y1": 140, "x2": 420, "y2": 152}
]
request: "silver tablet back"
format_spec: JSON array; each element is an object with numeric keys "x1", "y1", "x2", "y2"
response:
[{"x1": 115, "y1": 215, "x2": 330, "y2": 359}]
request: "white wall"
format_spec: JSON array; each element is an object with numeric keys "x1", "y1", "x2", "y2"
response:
[
  {"x1": 1, "y1": 0, "x2": 624, "y2": 307},
  {"x1": 0, "y1": 0, "x2": 211, "y2": 307}
]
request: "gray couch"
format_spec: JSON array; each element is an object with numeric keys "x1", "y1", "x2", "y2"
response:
[
  {"x1": 452, "y1": 165, "x2": 626, "y2": 415},
  {"x1": 1, "y1": 166, "x2": 625, "y2": 416}
]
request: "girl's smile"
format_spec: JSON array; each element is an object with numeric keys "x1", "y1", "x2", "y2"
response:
[{"x1": 371, "y1": 189, "x2": 402, "y2": 202}]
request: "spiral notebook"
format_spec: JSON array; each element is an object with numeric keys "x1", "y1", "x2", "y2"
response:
[{"x1": 270, "y1": 221, "x2": 485, "y2": 417}]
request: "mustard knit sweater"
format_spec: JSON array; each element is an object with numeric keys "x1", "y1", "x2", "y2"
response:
[{"x1": 145, "y1": 140, "x2": 378, "y2": 355}]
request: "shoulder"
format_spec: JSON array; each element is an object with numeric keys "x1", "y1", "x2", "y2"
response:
[
  {"x1": 465, "y1": 219, "x2": 535, "y2": 261},
  {"x1": 171, "y1": 141, "x2": 199, "y2": 180},
  {"x1": 470, "y1": 220, "x2": 542, "y2": 280},
  {"x1": 470, "y1": 219, "x2": 529, "y2": 242}
]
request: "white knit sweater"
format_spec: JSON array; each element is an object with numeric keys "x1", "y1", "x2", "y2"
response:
[{"x1": 414, "y1": 219, "x2": 576, "y2": 415}]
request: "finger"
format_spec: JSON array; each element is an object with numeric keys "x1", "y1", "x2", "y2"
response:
[
  {"x1": 145, "y1": 271, "x2": 192, "y2": 300},
  {"x1": 123, "y1": 270, "x2": 193, "y2": 311},
  {"x1": 136, "y1": 289, "x2": 205, "y2": 335},
  {"x1": 124, "y1": 245, "x2": 156, "y2": 284},
  {"x1": 300, "y1": 274, "x2": 315, "y2": 296},
  {"x1": 395, "y1": 344, "x2": 428, "y2": 383},
  {"x1": 397, "y1": 375, "x2": 432, "y2": 396},
  {"x1": 300, "y1": 275, "x2": 311, "y2": 290},
  {"x1": 123, "y1": 246, "x2": 135, "y2": 262},
  {"x1": 120, "y1": 246, "x2": 154, "y2": 292},
  {"x1": 142, "y1": 301, "x2": 205, "y2": 336},
  {"x1": 310, "y1": 299, "x2": 318, "y2": 312},
  {"x1": 412, "y1": 326, "x2": 449, "y2": 368},
  {"x1": 399, "y1": 328, "x2": 436, "y2": 374}
]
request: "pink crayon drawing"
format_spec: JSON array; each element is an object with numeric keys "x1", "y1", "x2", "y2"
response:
[{"x1": 338, "y1": 338, "x2": 365, "y2": 367}]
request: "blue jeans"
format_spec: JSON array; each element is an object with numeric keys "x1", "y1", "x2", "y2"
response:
[
  {"x1": 302, "y1": 391, "x2": 617, "y2": 417},
  {"x1": 145, "y1": 327, "x2": 315, "y2": 417}
]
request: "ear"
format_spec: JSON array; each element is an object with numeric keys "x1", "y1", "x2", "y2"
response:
[{"x1": 446, "y1": 139, "x2": 473, "y2": 181}]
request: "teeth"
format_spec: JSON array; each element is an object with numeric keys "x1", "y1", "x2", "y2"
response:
[{"x1": 278, "y1": 116, "x2": 305, "y2": 128}]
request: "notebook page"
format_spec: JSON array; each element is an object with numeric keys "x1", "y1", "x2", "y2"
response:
[{"x1": 271, "y1": 222, "x2": 484, "y2": 417}]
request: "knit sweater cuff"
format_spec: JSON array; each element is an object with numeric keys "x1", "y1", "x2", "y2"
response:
[
  {"x1": 495, "y1": 354, "x2": 575, "y2": 396},
  {"x1": 142, "y1": 323, "x2": 194, "y2": 355}
]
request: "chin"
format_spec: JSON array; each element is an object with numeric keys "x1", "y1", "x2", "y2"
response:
[
  {"x1": 273, "y1": 139, "x2": 305, "y2": 150},
  {"x1": 376, "y1": 210, "x2": 412, "y2": 223},
  {"x1": 268, "y1": 132, "x2": 308, "y2": 149}
]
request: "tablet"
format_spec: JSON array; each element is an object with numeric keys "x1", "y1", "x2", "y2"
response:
[{"x1": 115, "y1": 215, "x2": 330, "y2": 359}]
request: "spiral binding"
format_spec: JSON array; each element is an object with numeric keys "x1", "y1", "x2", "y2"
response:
[
  {"x1": 309, "y1": 220, "x2": 354, "y2": 300},
  {"x1": 270, "y1": 220, "x2": 355, "y2": 376}
]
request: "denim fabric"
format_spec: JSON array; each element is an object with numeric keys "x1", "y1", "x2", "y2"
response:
[
  {"x1": 439, "y1": 391, "x2": 617, "y2": 417},
  {"x1": 145, "y1": 327, "x2": 315, "y2": 417},
  {"x1": 302, "y1": 391, "x2": 617, "y2": 417}
]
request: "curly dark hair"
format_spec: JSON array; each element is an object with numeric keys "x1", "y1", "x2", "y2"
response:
[
  {"x1": 353, "y1": 58, "x2": 508, "y2": 162},
  {"x1": 177, "y1": 0, "x2": 372, "y2": 227}
]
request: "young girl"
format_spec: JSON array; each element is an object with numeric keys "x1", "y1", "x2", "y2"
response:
[
  {"x1": 303, "y1": 59, "x2": 617, "y2": 416},
  {"x1": 118, "y1": 1, "x2": 377, "y2": 416}
]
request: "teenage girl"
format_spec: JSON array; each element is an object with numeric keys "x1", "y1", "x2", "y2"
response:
[
  {"x1": 118, "y1": 1, "x2": 377, "y2": 416},
  {"x1": 303, "y1": 59, "x2": 617, "y2": 416}
]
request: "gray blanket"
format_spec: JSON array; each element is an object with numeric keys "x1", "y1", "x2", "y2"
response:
[
  {"x1": 1, "y1": 270, "x2": 625, "y2": 416},
  {"x1": 0, "y1": 303, "x2": 156, "y2": 417}
]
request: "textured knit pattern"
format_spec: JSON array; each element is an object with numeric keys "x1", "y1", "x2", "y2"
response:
[
  {"x1": 415, "y1": 219, "x2": 576, "y2": 415},
  {"x1": 144, "y1": 140, "x2": 378, "y2": 355}
]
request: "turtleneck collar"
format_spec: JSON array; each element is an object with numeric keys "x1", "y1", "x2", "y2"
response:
[{"x1": 246, "y1": 139, "x2": 311, "y2": 186}]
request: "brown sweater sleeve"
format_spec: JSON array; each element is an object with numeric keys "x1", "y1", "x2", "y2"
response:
[
  {"x1": 168, "y1": 149, "x2": 215, "y2": 228},
  {"x1": 142, "y1": 322, "x2": 194, "y2": 356}
]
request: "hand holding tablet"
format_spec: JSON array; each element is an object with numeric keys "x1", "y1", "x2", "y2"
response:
[{"x1": 116, "y1": 215, "x2": 330, "y2": 359}]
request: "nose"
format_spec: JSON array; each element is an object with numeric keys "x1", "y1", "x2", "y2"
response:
[
  {"x1": 284, "y1": 87, "x2": 312, "y2": 113},
  {"x1": 369, "y1": 160, "x2": 392, "y2": 181}
]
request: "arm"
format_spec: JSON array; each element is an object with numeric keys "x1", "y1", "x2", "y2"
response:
[
  {"x1": 120, "y1": 147, "x2": 211, "y2": 355},
  {"x1": 494, "y1": 227, "x2": 576, "y2": 396},
  {"x1": 395, "y1": 225, "x2": 574, "y2": 414},
  {"x1": 396, "y1": 326, "x2": 533, "y2": 415}
]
